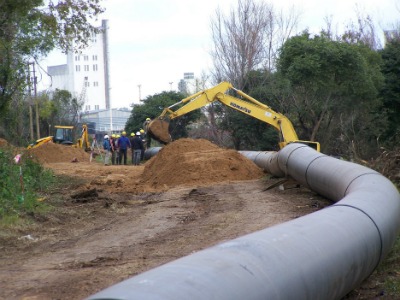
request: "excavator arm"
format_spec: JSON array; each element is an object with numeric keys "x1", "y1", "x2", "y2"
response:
[
  {"x1": 148, "y1": 81, "x2": 320, "y2": 151},
  {"x1": 74, "y1": 124, "x2": 92, "y2": 152}
]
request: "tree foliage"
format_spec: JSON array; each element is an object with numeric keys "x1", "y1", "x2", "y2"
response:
[
  {"x1": 217, "y1": 70, "x2": 281, "y2": 150},
  {"x1": 38, "y1": 89, "x2": 83, "y2": 136},
  {"x1": 277, "y1": 32, "x2": 384, "y2": 156},
  {"x1": 0, "y1": 0, "x2": 104, "y2": 114},
  {"x1": 380, "y1": 39, "x2": 400, "y2": 143}
]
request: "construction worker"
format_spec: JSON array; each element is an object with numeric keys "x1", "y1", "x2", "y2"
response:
[
  {"x1": 140, "y1": 129, "x2": 146, "y2": 160},
  {"x1": 143, "y1": 117, "x2": 151, "y2": 131},
  {"x1": 131, "y1": 131, "x2": 144, "y2": 165},
  {"x1": 118, "y1": 131, "x2": 131, "y2": 165},
  {"x1": 142, "y1": 118, "x2": 152, "y2": 148},
  {"x1": 115, "y1": 134, "x2": 121, "y2": 164},
  {"x1": 129, "y1": 133, "x2": 136, "y2": 164},
  {"x1": 103, "y1": 135, "x2": 112, "y2": 166},
  {"x1": 110, "y1": 134, "x2": 117, "y2": 165}
]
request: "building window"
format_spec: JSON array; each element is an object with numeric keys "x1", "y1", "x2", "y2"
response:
[
  {"x1": 95, "y1": 105, "x2": 99, "y2": 110},
  {"x1": 75, "y1": 56, "x2": 80, "y2": 61},
  {"x1": 84, "y1": 65, "x2": 89, "y2": 71},
  {"x1": 85, "y1": 81, "x2": 90, "y2": 87},
  {"x1": 75, "y1": 65, "x2": 80, "y2": 72},
  {"x1": 92, "y1": 55, "x2": 97, "y2": 61},
  {"x1": 93, "y1": 64, "x2": 98, "y2": 71},
  {"x1": 84, "y1": 55, "x2": 89, "y2": 61},
  {"x1": 93, "y1": 81, "x2": 99, "y2": 87},
  {"x1": 85, "y1": 105, "x2": 90, "y2": 111}
]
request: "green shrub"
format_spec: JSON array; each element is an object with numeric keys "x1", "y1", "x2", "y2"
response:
[{"x1": 0, "y1": 149, "x2": 54, "y2": 219}]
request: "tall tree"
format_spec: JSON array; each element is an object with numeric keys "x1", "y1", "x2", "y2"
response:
[
  {"x1": 380, "y1": 39, "x2": 400, "y2": 143},
  {"x1": 39, "y1": 89, "x2": 83, "y2": 136},
  {"x1": 0, "y1": 0, "x2": 104, "y2": 114},
  {"x1": 277, "y1": 32, "x2": 384, "y2": 157},
  {"x1": 210, "y1": 0, "x2": 273, "y2": 89},
  {"x1": 210, "y1": 0, "x2": 300, "y2": 88}
]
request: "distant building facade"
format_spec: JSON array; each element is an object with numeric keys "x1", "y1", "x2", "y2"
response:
[
  {"x1": 47, "y1": 19, "x2": 111, "y2": 112},
  {"x1": 81, "y1": 108, "x2": 131, "y2": 134},
  {"x1": 178, "y1": 72, "x2": 195, "y2": 95}
]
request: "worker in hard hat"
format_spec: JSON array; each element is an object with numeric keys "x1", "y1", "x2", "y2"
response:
[
  {"x1": 139, "y1": 128, "x2": 147, "y2": 160},
  {"x1": 142, "y1": 118, "x2": 153, "y2": 148},
  {"x1": 131, "y1": 131, "x2": 144, "y2": 165},
  {"x1": 117, "y1": 131, "x2": 131, "y2": 165},
  {"x1": 110, "y1": 134, "x2": 117, "y2": 165},
  {"x1": 129, "y1": 132, "x2": 136, "y2": 164},
  {"x1": 142, "y1": 118, "x2": 151, "y2": 134},
  {"x1": 114, "y1": 134, "x2": 121, "y2": 164},
  {"x1": 103, "y1": 135, "x2": 112, "y2": 166}
]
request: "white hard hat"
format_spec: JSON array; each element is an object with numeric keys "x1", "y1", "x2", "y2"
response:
[
  {"x1": 136, "y1": 131, "x2": 141, "y2": 136},
  {"x1": 104, "y1": 135, "x2": 109, "y2": 139}
]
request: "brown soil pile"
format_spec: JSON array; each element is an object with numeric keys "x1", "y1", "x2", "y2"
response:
[
  {"x1": 28, "y1": 142, "x2": 91, "y2": 163},
  {"x1": 140, "y1": 138, "x2": 264, "y2": 188}
]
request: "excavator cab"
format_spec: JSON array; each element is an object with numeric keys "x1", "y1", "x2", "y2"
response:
[{"x1": 53, "y1": 126, "x2": 74, "y2": 145}]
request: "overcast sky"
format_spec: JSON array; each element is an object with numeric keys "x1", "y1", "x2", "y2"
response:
[{"x1": 39, "y1": 0, "x2": 400, "y2": 109}]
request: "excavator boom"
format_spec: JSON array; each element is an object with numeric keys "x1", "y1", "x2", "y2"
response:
[{"x1": 148, "y1": 82, "x2": 320, "y2": 151}]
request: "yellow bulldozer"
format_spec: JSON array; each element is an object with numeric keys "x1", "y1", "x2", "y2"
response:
[{"x1": 27, "y1": 124, "x2": 92, "y2": 152}]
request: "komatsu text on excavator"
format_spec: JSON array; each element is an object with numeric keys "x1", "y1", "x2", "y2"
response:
[{"x1": 147, "y1": 81, "x2": 320, "y2": 151}]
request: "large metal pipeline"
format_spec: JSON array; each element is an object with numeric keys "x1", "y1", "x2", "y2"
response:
[{"x1": 87, "y1": 143, "x2": 400, "y2": 300}]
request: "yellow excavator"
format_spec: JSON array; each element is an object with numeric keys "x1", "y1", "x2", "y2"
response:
[
  {"x1": 27, "y1": 124, "x2": 92, "y2": 152},
  {"x1": 147, "y1": 81, "x2": 320, "y2": 151}
]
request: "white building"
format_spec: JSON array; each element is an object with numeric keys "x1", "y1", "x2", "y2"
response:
[
  {"x1": 178, "y1": 72, "x2": 195, "y2": 95},
  {"x1": 81, "y1": 108, "x2": 131, "y2": 135},
  {"x1": 47, "y1": 19, "x2": 111, "y2": 112}
]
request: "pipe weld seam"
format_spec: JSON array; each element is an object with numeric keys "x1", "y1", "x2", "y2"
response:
[
  {"x1": 343, "y1": 172, "x2": 381, "y2": 198},
  {"x1": 304, "y1": 155, "x2": 327, "y2": 188},
  {"x1": 282, "y1": 144, "x2": 308, "y2": 176},
  {"x1": 334, "y1": 203, "x2": 383, "y2": 272}
]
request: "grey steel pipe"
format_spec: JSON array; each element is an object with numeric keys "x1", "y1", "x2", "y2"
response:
[
  {"x1": 88, "y1": 143, "x2": 400, "y2": 300},
  {"x1": 144, "y1": 147, "x2": 162, "y2": 160}
]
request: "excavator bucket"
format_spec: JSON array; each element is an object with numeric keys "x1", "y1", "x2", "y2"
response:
[{"x1": 147, "y1": 118, "x2": 172, "y2": 144}]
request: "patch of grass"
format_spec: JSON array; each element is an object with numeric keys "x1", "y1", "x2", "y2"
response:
[
  {"x1": 0, "y1": 148, "x2": 55, "y2": 224},
  {"x1": 384, "y1": 277, "x2": 400, "y2": 295},
  {"x1": 374, "y1": 235, "x2": 400, "y2": 297}
]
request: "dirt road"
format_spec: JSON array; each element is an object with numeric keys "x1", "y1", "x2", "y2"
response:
[{"x1": 0, "y1": 139, "x2": 331, "y2": 299}]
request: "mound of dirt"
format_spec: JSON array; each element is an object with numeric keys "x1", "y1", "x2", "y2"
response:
[
  {"x1": 28, "y1": 142, "x2": 91, "y2": 163},
  {"x1": 140, "y1": 138, "x2": 264, "y2": 188}
]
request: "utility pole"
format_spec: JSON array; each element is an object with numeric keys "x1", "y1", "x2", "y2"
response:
[
  {"x1": 138, "y1": 84, "x2": 142, "y2": 102},
  {"x1": 27, "y1": 63, "x2": 34, "y2": 141},
  {"x1": 32, "y1": 62, "x2": 40, "y2": 140}
]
